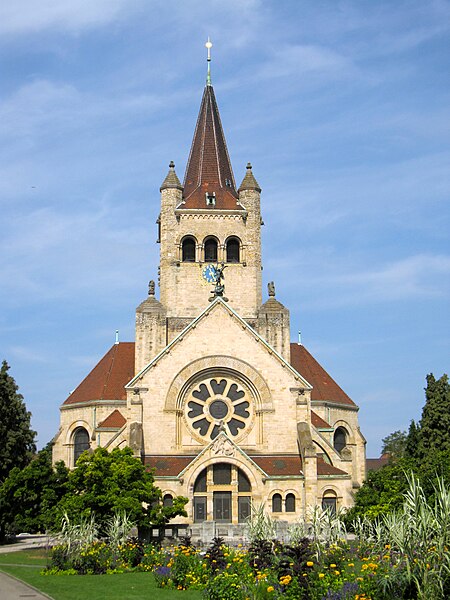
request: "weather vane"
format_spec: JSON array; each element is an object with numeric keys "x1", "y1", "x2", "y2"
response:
[{"x1": 205, "y1": 37, "x2": 212, "y2": 86}]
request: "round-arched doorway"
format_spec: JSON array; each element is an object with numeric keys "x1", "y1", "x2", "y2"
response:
[{"x1": 192, "y1": 463, "x2": 252, "y2": 524}]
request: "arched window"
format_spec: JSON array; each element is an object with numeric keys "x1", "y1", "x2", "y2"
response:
[
  {"x1": 272, "y1": 493, "x2": 282, "y2": 513},
  {"x1": 163, "y1": 494, "x2": 173, "y2": 507},
  {"x1": 73, "y1": 427, "x2": 90, "y2": 464},
  {"x1": 333, "y1": 427, "x2": 347, "y2": 453},
  {"x1": 226, "y1": 237, "x2": 240, "y2": 263},
  {"x1": 182, "y1": 237, "x2": 196, "y2": 262},
  {"x1": 322, "y1": 490, "x2": 337, "y2": 515},
  {"x1": 204, "y1": 238, "x2": 218, "y2": 263},
  {"x1": 285, "y1": 493, "x2": 296, "y2": 512}
]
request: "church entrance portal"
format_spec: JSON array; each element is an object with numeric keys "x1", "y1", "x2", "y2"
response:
[{"x1": 193, "y1": 463, "x2": 252, "y2": 524}]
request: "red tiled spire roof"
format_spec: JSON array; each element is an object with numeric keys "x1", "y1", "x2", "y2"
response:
[
  {"x1": 290, "y1": 343, "x2": 356, "y2": 407},
  {"x1": 183, "y1": 85, "x2": 243, "y2": 210},
  {"x1": 62, "y1": 343, "x2": 135, "y2": 406}
]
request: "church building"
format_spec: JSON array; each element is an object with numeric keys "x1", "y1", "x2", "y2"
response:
[{"x1": 53, "y1": 46, "x2": 366, "y2": 531}]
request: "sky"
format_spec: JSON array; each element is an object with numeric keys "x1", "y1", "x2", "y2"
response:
[{"x1": 0, "y1": 0, "x2": 449, "y2": 457}]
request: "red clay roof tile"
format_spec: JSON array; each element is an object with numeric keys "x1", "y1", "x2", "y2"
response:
[
  {"x1": 144, "y1": 456, "x2": 197, "y2": 476},
  {"x1": 311, "y1": 411, "x2": 332, "y2": 429},
  {"x1": 62, "y1": 343, "x2": 135, "y2": 406},
  {"x1": 290, "y1": 344, "x2": 356, "y2": 407},
  {"x1": 97, "y1": 409, "x2": 126, "y2": 429}
]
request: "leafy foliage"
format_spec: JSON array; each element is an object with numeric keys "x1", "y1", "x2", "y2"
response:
[
  {"x1": 55, "y1": 446, "x2": 187, "y2": 531},
  {"x1": 0, "y1": 361, "x2": 36, "y2": 484},
  {"x1": 418, "y1": 373, "x2": 450, "y2": 459},
  {"x1": 381, "y1": 429, "x2": 407, "y2": 459},
  {"x1": 0, "y1": 443, "x2": 69, "y2": 539},
  {"x1": 350, "y1": 372, "x2": 450, "y2": 520}
]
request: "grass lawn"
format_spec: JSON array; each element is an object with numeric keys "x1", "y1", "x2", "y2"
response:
[{"x1": 0, "y1": 550, "x2": 203, "y2": 600}]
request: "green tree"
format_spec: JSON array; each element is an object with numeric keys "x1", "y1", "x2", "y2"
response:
[
  {"x1": 0, "y1": 361, "x2": 36, "y2": 483},
  {"x1": 0, "y1": 443, "x2": 69, "y2": 539},
  {"x1": 405, "y1": 419, "x2": 420, "y2": 460},
  {"x1": 346, "y1": 458, "x2": 414, "y2": 522},
  {"x1": 56, "y1": 447, "x2": 187, "y2": 532},
  {"x1": 418, "y1": 373, "x2": 450, "y2": 459},
  {"x1": 381, "y1": 429, "x2": 407, "y2": 460}
]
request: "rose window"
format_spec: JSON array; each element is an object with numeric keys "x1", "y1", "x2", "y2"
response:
[{"x1": 185, "y1": 377, "x2": 252, "y2": 440}]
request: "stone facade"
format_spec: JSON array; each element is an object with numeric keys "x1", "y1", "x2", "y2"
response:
[{"x1": 53, "y1": 76, "x2": 366, "y2": 528}]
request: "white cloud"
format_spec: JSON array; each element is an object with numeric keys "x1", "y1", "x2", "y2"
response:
[{"x1": 0, "y1": 0, "x2": 138, "y2": 35}]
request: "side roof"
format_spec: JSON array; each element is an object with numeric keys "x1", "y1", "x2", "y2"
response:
[
  {"x1": 290, "y1": 343, "x2": 356, "y2": 407},
  {"x1": 62, "y1": 338, "x2": 355, "y2": 409},
  {"x1": 62, "y1": 342, "x2": 134, "y2": 406}
]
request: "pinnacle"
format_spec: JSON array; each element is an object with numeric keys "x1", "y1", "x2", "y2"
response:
[
  {"x1": 238, "y1": 162, "x2": 261, "y2": 193},
  {"x1": 160, "y1": 161, "x2": 183, "y2": 192}
]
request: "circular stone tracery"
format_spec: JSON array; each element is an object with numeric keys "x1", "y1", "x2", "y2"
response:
[{"x1": 185, "y1": 376, "x2": 252, "y2": 441}]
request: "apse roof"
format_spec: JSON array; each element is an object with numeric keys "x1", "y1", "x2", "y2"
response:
[
  {"x1": 290, "y1": 343, "x2": 356, "y2": 407},
  {"x1": 62, "y1": 342, "x2": 134, "y2": 406}
]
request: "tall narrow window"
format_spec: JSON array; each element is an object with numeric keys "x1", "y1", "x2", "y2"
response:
[
  {"x1": 272, "y1": 493, "x2": 282, "y2": 513},
  {"x1": 226, "y1": 238, "x2": 240, "y2": 263},
  {"x1": 322, "y1": 491, "x2": 337, "y2": 515},
  {"x1": 285, "y1": 493, "x2": 296, "y2": 512},
  {"x1": 204, "y1": 238, "x2": 218, "y2": 262},
  {"x1": 182, "y1": 237, "x2": 196, "y2": 262},
  {"x1": 333, "y1": 427, "x2": 347, "y2": 453},
  {"x1": 73, "y1": 427, "x2": 90, "y2": 464},
  {"x1": 163, "y1": 494, "x2": 173, "y2": 507}
]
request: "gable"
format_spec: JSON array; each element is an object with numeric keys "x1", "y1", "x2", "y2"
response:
[{"x1": 128, "y1": 298, "x2": 311, "y2": 391}]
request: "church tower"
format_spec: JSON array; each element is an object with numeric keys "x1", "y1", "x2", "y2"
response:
[{"x1": 158, "y1": 63, "x2": 262, "y2": 325}]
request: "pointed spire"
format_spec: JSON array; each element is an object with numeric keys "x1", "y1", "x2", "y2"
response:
[
  {"x1": 238, "y1": 162, "x2": 261, "y2": 193},
  {"x1": 183, "y1": 83, "x2": 242, "y2": 209},
  {"x1": 160, "y1": 160, "x2": 183, "y2": 192}
]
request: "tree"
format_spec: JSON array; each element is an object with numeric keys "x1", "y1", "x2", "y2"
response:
[
  {"x1": 346, "y1": 458, "x2": 415, "y2": 522},
  {"x1": 55, "y1": 447, "x2": 187, "y2": 532},
  {"x1": 381, "y1": 429, "x2": 407, "y2": 460},
  {"x1": 405, "y1": 419, "x2": 420, "y2": 460},
  {"x1": 0, "y1": 361, "x2": 36, "y2": 483},
  {"x1": 0, "y1": 443, "x2": 69, "y2": 540},
  {"x1": 418, "y1": 373, "x2": 450, "y2": 459}
]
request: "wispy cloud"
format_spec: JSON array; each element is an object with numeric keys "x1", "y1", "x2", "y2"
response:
[{"x1": 0, "y1": 0, "x2": 140, "y2": 35}]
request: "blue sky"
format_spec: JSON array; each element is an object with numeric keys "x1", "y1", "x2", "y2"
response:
[{"x1": 0, "y1": 1, "x2": 449, "y2": 456}]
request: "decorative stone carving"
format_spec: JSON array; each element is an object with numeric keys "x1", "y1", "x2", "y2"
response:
[
  {"x1": 148, "y1": 280, "x2": 155, "y2": 296},
  {"x1": 211, "y1": 435, "x2": 235, "y2": 457},
  {"x1": 268, "y1": 281, "x2": 275, "y2": 297}
]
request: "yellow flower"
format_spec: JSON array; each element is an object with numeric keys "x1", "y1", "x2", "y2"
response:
[
  {"x1": 319, "y1": 573, "x2": 325, "y2": 578},
  {"x1": 306, "y1": 561, "x2": 314, "y2": 567},
  {"x1": 330, "y1": 563, "x2": 337, "y2": 568},
  {"x1": 334, "y1": 570, "x2": 340, "y2": 576},
  {"x1": 267, "y1": 586, "x2": 274, "y2": 593}
]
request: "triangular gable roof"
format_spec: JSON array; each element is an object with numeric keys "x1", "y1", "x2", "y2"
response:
[
  {"x1": 290, "y1": 343, "x2": 356, "y2": 407},
  {"x1": 176, "y1": 431, "x2": 270, "y2": 480},
  {"x1": 311, "y1": 411, "x2": 332, "y2": 429},
  {"x1": 97, "y1": 409, "x2": 126, "y2": 429},
  {"x1": 126, "y1": 297, "x2": 312, "y2": 390},
  {"x1": 63, "y1": 342, "x2": 134, "y2": 406}
]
